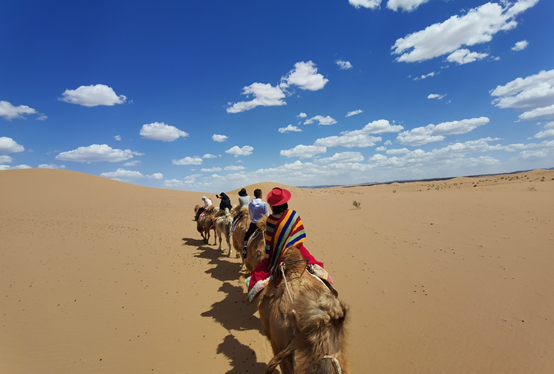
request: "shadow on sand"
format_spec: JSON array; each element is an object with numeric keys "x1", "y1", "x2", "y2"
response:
[{"x1": 186, "y1": 237, "x2": 268, "y2": 373}]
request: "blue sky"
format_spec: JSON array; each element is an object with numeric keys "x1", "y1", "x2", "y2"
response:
[{"x1": 1, "y1": 0, "x2": 553, "y2": 192}]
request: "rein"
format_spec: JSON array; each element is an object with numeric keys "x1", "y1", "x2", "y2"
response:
[
  {"x1": 279, "y1": 258, "x2": 309, "y2": 303},
  {"x1": 323, "y1": 351, "x2": 342, "y2": 374}
]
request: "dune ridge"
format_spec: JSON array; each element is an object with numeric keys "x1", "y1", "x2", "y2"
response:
[{"x1": 1, "y1": 168, "x2": 553, "y2": 373}]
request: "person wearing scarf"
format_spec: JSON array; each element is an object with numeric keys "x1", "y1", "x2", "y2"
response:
[{"x1": 246, "y1": 187, "x2": 331, "y2": 302}]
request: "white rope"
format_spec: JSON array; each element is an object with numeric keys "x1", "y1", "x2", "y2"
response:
[
  {"x1": 280, "y1": 262, "x2": 294, "y2": 303},
  {"x1": 323, "y1": 352, "x2": 342, "y2": 374}
]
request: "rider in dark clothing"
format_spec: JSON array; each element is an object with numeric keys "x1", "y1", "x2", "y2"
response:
[{"x1": 216, "y1": 192, "x2": 232, "y2": 212}]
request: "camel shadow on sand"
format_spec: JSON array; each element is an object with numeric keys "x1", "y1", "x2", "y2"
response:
[{"x1": 184, "y1": 236, "x2": 268, "y2": 373}]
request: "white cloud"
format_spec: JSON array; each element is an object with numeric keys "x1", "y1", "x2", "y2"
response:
[
  {"x1": 212, "y1": 134, "x2": 228, "y2": 142},
  {"x1": 140, "y1": 122, "x2": 189, "y2": 142},
  {"x1": 361, "y1": 119, "x2": 404, "y2": 134},
  {"x1": 534, "y1": 129, "x2": 554, "y2": 139},
  {"x1": 315, "y1": 133, "x2": 381, "y2": 148},
  {"x1": 512, "y1": 40, "x2": 528, "y2": 51},
  {"x1": 447, "y1": 49, "x2": 488, "y2": 65},
  {"x1": 384, "y1": 140, "x2": 393, "y2": 145},
  {"x1": 346, "y1": 109, "x2": 363, "y2": 117},
  {"x1": 0, "y1": 164, "x2": 31, "y2": 170},
  {"x1": 227, "y1": 83, "x2": 286, "y2": 113},
  {"x1": 387, "y1": 0, "x2": 430, "y2": 12},
  {"x1": 335, "y1": 60, "x2": 353, "y2": 69},
  {"x1": 280, "y1": 145, "x2": 327, "y2": 158},
  {"x1": 114, "y1": 135, "x2": 122, "y2": 141},
  {"x1": 203, "y1": 154, "x2": 218, "y2": 159},
  {"x1": 225, "y1": 145, "x2": 253, "y2": 157},
  {"x1": 279, "y1": 124, "x2": 302, "y2": 133},
  {"x1": 0, "y1": 137, "x2": 25, "y2": 153},
  {"x1": 224, "y1": 165, "x2": 245, "y2": 171},
  {"x1": 56, "y1": 144, "x2": 142, "y2": 163},
  {"x1": 519, "y1": 104, "x2": 554, "y2": 121},
  {"x1": 348, "y1": 0, "x2": 382, "y2": 9},
  {"x1": 316, "y1": 152, "x2": 364, "y2": 163},
  {"x1": 0, "y1": 155, "x2": 13, "y2": 164},
  {"x1": 123, "y1": 160, "x2": 141, "y2": 166},
  {"x1": 101, "y1": 168, "x2": 162, "y2": 180},
  {"x1": 391, "y1": 0, "x2": 539, "y2": 63},
  {"x1": 172, "y1": 156, "x2": 203, "y2": 165},
  {"x1": 201, "y1": 167, "x2": 222, "y2": 172},
  {"x1": 0, "y1": 101, "x2": 37, "y2": 120},
  {"x1": 297, "y1": 112, "x2": 307, "y2": 118},
  {"x1": 491, "y1": 69, "x2": 554, "y2": 121},
  {"x1": 280, "y1": 61, "x2": 328, "y2": 91},
  {"x1": 58, "y1": 84, "x2": 127, "y2": 107},
  {"x1": 376, "y1": 146, "x2": 387, "y2": 152},
  {"x1": 428, "y1": 93, "x2": 447, "y2": 100},
  {"x1": 397, "y1": 117, "x2": 489, "y2": 146},
  {"x1": 164, "y1": 174, "x2": 202, "y2": 188},
  {"x1": 386, "y1": 148, "x2": 410, "y2": 155},
  {"x1": 413, "y1": 72, "x2": 435, "y2": 80},
  {"x1": 37, "y1": 114, "x2": 47, "y2": 121},
  {"x1": 304, "y1": 115, "x2": 337, "y2": 126},
  {"x1": 38, "y1": 164, "x2": 65, "y2": 169}
]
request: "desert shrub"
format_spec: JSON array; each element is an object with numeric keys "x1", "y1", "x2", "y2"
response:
[{"x1": 352, "y1": 200, "x2": 361, "y2": 209}]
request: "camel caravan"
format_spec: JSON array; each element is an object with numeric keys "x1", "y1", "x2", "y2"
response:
[{"x1": 192, "y1": 187, "x2": 349, "y2": 373}]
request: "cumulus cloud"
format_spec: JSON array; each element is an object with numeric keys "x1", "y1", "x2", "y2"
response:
[
  {"x1": 491, "y1": 69, "x2": 554, "y2": 121},
  {"x1": 413, "y1": 72, "x2": 435, "y2": 80},
  {"x1": 397, "y1": 117, "x2": 490, "y2": 146},
  {"x1": 297, "y1": 112, "x2": 307, "y2": 118},
  {"x1": 280, "y1": 145, "x2": 327, "y2": 159},
  {"x1": 227, "y1": 83, "x2": 286, "y2": 113},
  {"x1": 58, "y1": 84, "x2": 127, "y2": 107},
  {"x1": 0, "y1": 155, "x2": 13, "y2": 164},
  {"x1": 386, "y1": 148, "x2": 410, "y2": 155},
  {"x1": 0, "y1": 164, "x2": 31, "y2": 171},
  {"x1": 203, "y1": 154, "x2": 218, "y2": 159},
  {"x1": 280, "y1": 61, "x2": 328, "y2": 91},
  {"x1": 55, "y1": 144, "x2": 142, "y2": 163},
  {"x1": 164, "y1": 174, "x2": 202, "y2": 188},
  {"x1": 304, "y1": 115, "x2": 337, "y2": 126},
  {"x1": 225, "y1": 145, "x2": 253, "y2": 157},
  {"x1": 0, "y1": 137, "x2": 25, "y2": 153},
  {"x1": 0, "y1": 101, "x2": 37, "y2": 120},
  {"x1": 279, "y1": 124, "x2": 302, "y2": 133},
  {"x1": 37, "y1": 114, "x2": 47, "y2": 121},
  {"x1": 316, "y1": 152, "x2": 364, "y2": 163},
  {"x1": 212, "y1": 134, "x2": 228, "y2": 142},
  {"x1": 346, "y1": 109, "x2": 363, "y2": 117},
  {"x1": 447, "y1": 49, "x2": 489, "y2": 65},
  {"x1": 123, "y1": 160, "x2": 141, "y2": 166},
  {"x1": 428, "y1": 94, "x2": 447, "y2": 100},
  {"x1": 361, "y1": 119, "x2": 404, "y2": 134},
  {"x1": 101, "y1": 168, "x2": 162, "y2": 180},
  {"x1": 140, "y1": 122, "x2": 189, "y2": 141},
  {"x1": 348, "y1": 0, "x2": 382, "y2": 9},
  {"x1": 392, "y1": 0, "x2": 539, "y2": 63},
  {"x1": 201, "y1": 167, "x2": 222, "y2": 172},
  {"x1": 172, "y1": 156, "x2": 203, "y2": 165},
  {"x1": 224, "y1": 165, "x2": 245, "y2": 171},
  {"x1": 38, "y1": 164, "x2": 66, "y2": 169},
  {"x1": 315, "y1": 133, "x2": 381, "y2": 148},
  {"x1": 512, "y1": 40, "x2": 528, "y2": 51},
  {"x1": 114, "y1": 135, "x2": 122, "y2": 141},
  {"x1": 335, "y1": 60, "x2": 353, "y2": 69},
  {"x1": 387, "y1": 0, "x2": 430, "y2": 12}
]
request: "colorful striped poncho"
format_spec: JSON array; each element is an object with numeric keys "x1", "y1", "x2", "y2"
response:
[{"x1": 265, "y1": 209, "x2": 306, "y2": 277}]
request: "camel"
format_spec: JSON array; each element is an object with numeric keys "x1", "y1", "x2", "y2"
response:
[
  {"x1": 194, "y1": 205, "x2": 216, "y2": 244},
  {"x1": 214, "y1": 208, "x2": 232, "y2": 255},
  {"x1": 231, "y1": 206, "x2": 265, "y2": 272},
  {"x1": 257, "y1": 246, "x2": 349, "y2": 374}
]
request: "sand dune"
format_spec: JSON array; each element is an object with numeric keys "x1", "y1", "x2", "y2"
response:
[{"x1": 1, "y1": 168, "x2": 553, "y2": 373}]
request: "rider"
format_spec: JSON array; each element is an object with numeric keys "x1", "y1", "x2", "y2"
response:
[
  {"x1": 193, "y1": 196, "x2": 212, "y2": 221},
  {"x1": 215, "y1": 192, "x2": 232, "y2": 216},
  {"x1": 237, "y1": 188, "x2": 250, "y2": 207},
  {"x1": 246, "y1": 187, "x2": 332, "y2": 302},
  {"x1": 243, "y1": 188, "x2": 269, "y2": 258}
]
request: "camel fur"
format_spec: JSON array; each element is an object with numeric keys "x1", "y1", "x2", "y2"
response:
[
  {"x1": 214, "y1": 208, "x2": 233, "y2": 255},
  {"x1": 231, "y1": 206, "x2": 251, "y2": 260},
  {"x1": 231, "y1": 206, "x2": 266, "y2": 272},
  {"x1": 194, "y1": 205, "x2": 216, "y2": 244},
  {"x1": 257, "y1": 246, "x2": 349, "y2": 374}
]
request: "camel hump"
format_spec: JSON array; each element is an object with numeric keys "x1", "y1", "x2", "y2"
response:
[
  {"x1": 239, "y1": 205, "x2": 249, "y2": 215},
  {"x1": 256, "y1": 216, "x2": 267, "y2": 231}
]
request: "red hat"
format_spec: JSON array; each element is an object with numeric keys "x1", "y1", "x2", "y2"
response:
[{"x1": 267, "y1": 187, "x2": 291, "y2": 206}]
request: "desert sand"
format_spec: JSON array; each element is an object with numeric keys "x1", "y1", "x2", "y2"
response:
[{"x1": 1, "y1": 168, "x2": 553, "y2": 373}]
